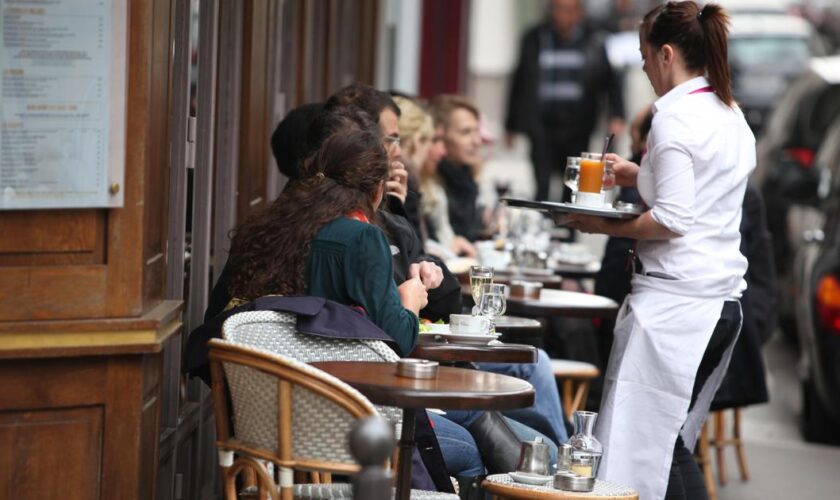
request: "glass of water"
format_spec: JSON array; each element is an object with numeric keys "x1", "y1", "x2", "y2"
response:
[
  {"x1": 564, "y1": 157, "x2": 581, "y2": 202},
  {"x1": 478, "y1": 283, "x2": 508, "y2": 333}
]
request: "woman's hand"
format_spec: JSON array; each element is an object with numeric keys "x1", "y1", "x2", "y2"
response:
[
  {"x1": 605, "y1": 153, "x2": 640, "y2": 187},
  {"x1": 451, "y1": 236, "x2": 477, "y2": 257},
  {"x1": 398, "y1": 277, "x2": 429, "y2": 315}
]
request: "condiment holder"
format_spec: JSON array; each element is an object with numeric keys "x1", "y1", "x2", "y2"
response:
[
  {"x1": 515, "y1": 436, "x2": 551, "y2": 476},
  {"x1": 556, "y1": 443, "x2": 573, "y2": 473},
  {"x1": 509, "y1": 280, "x2": 543, "y2": 300},
  {"x1": 554, "y1": 471, "x2": 595, "y2": 492},
  {"x1": 396, "y1": 359, "x2": 439, "y2": 379}
]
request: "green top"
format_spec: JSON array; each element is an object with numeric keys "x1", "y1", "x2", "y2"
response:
[{"x1": 306, "y1": 216, "x2": 418, "y2": 355}]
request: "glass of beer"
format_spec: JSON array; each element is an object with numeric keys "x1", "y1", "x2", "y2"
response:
[{"x1": 469, "y1": 266, "x2": 494, "y2": 313}]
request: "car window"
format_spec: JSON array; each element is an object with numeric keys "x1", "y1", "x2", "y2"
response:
[
  {"x1": 803, "y1": 86, "x2": 840, "y2": 148},
  {"x1": 763, "y1": 73, "x2": 824, "y2": 147},
  {"x1": 816, "y1": 119, "x2": 840, "y2": 201},
  {"x1": 730, "y1": 37, "x2": 810, "y2": 67}
]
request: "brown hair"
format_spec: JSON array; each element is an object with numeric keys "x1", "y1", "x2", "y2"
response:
[
  {"x1": 324, "y1": 83, "x2": 401, "y2": 119},
  {"x1": 226, "y1": 128, "x2": 389, "y2": 301},
  {"x1": 428, "y1": 94, "x2": 480, "y2": 130},
  {"x1": 641, "y1": 1, "x2": 733, "y2": 107}
]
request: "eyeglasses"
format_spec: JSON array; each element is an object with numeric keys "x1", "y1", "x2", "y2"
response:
[{"x1": 384, "y1": 135, "x2": 400, "y2": 149}]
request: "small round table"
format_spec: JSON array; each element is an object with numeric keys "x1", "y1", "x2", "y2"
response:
[
  {"x1": 481, "y1": 473, "x2": 639, "y2": 499},
  {"x1": 505, "y1": 289, "x2": 619, "y2": 319},
  {"x1": 409, "y1": 342, "x2": 537, "y2": 363},
  {"x1": 311, "y1": 361, "x2": 535, "y2": 500}
]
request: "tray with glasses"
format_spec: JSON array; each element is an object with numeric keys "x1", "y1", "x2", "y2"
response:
[{"x1": 501, "y1": 198, "x2": 644, "y2": 220}]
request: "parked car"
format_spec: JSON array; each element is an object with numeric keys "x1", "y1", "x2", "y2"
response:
[
  {"x1": 729, "y1": 11, "x2": 825, "y2": 133},
  {"x1": 792, "y1": 114, "x2": 840, "y2": 444},
  {"x1": 754, "y1": 56, "x2": 840, "y2": 338}
]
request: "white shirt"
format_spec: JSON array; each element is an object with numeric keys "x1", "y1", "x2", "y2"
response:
[{"x1": 636, "y1": 76, "x2": 756, "y2": 297}]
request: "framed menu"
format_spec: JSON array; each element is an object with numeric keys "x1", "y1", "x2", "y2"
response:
[{"x1": 0, "y1": 0, "x2": 127, "y2": 209}]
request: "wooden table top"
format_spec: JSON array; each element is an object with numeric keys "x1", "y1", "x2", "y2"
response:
[
  {"x1": 311, "y1": 361, "x2": 535, "y2": 411},
  {"x1": 494, "y1": 315, "x2": 542, "y2": 331},
  {"x1": 505, "y1": 289, "x2": 619, "y2": 319},
  {"x1": 409, "y1": 341, "x2": 537, "y2": 363}
]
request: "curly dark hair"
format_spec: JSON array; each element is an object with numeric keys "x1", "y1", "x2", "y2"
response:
[{"x1": 226, "y1": 128, "x2": 389, "y2": 300}]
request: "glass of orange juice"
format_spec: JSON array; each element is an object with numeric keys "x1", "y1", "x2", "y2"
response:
[
  {"x1": 578, "y1": 153, "x2": 605, "y2": 193},
  {"x1": 574, "y1": 153, "x2": 606, "y2": 207}
]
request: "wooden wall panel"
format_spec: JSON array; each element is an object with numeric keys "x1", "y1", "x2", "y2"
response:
[
  {"x1": 237, "y1": 0, "x2": 272, "y2": 222},
  {"x1": 142, "y1": 0, "x2": 174, "y2": 308},
  {"x1": 0, "y1": 210, "x2": 106, "y2": 266},
  {"x1": 0, "y1": 0, "x2": 171, "y2": 322},
  {"x1": 0, "y1": 407, "x2": 104, "y2": 500}
]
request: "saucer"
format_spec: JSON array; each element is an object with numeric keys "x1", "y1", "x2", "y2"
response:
[{"x1": 508, "y1": 471, "x2": 552, "y2": 486}]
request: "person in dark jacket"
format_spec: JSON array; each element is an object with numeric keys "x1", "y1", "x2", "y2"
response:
[
  {"x1": 429, "y1": 94, "x2": 484, "y2": 242},
  {"x1": 711, "y1": 184, "x2": 776, "y2": 410},
  {"x1": 505, "y1": 0, "x2": 625, "y2": 201}
]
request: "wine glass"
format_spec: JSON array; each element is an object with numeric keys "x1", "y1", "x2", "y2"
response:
[
  {"x1": 478, "y1": 283, "x2": 507, "y2": 333},
  {"x1": 469, "y1": 266, "x2": 494, "y2": 314},
  {"x1": 564, "y1": 157, "x2": 580, "y2": 202}
]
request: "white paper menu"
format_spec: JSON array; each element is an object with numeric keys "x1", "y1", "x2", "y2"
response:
[{"x1": 0, "y1": 0, "x2": 127, "y2": 209}]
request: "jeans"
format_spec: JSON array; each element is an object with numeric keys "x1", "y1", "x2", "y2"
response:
[
  {"x1": 477, "y1": 349, "x2": 569, "y2": 443},
  {"x1": 431, "y1": 411, "x2": 559, "y2": 478},
  {"x1": 429, "y1": 412, "x2": 484, "y2": 477}
]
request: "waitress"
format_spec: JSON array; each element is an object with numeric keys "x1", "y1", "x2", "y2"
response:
[{"x1": 567, "y1": 2, "x2": 753, "y2": 499}]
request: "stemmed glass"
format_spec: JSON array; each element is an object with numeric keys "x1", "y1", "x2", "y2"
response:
[
  {"x1": 564, "y1": 156, "x2": 580, "y2": 203},
  {"x1": 478, "y1": 283, "x2": 507, "y2": 333},
  {"x1": 469, "y1": 265, "x2": 494, "y2": 315}
]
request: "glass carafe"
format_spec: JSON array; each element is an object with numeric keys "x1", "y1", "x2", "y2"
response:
[{"x1": 567, "y1": 411, "x2": 603, "y2": 478}]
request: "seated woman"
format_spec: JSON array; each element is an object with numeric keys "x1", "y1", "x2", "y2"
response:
[
  {"x1": 393, "y1": 95, "x2": 476, "y2": 259},
  {"x1": 224, "y1": 119, "x2": 555, "y2": 493}
]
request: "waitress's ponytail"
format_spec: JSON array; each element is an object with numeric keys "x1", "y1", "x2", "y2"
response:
[
  {"x1": 698, "y1": 3, "x2": 733, "y2": 107},
  {"x1": 642, "y1": 1, "x2": 734, "y2": 107}
]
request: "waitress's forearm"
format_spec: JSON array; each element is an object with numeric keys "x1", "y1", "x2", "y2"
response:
[{"x1": 607, "y1": 212, "x2": 681, "y2": 240}]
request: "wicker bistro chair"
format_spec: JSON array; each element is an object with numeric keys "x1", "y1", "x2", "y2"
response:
[
  {"x1": 221, "y1": 310, "x2": 405, "y2": 429},
  {"x1": 209, "y1": 339, "x2": 456, "y2": 500}
]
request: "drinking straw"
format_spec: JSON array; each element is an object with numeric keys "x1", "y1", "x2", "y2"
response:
[{"x1": 600, "y1": 133, "x2": 614, "y2": 160}]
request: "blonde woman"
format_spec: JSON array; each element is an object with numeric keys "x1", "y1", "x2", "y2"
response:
[{"x1": 393, "y1": 96, "x2": 476, "y2": 258}]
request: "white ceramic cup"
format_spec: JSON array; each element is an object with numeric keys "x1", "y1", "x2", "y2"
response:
[{"x1": 450, "y1": 314, "x2": 490, "y2": 334}]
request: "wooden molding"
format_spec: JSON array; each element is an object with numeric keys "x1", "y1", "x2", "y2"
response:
[{"x1": 0, "y1": 300, "x2": 182, "y2": 359}]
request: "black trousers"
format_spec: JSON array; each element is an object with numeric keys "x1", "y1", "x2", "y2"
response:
[
  {"x1": 665, "y1": 300, "x2": 742, "y2": 500},
  {"x1": 529, "y1": 126, "x2": 589, "y2": 202}
]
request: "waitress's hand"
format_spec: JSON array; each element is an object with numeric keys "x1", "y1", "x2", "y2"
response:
[
  {"x1": 566, "y1": 214, "x2": 612, "y2": 235},
  {"x1": 604, "y1": 153, "x2": 640, "y2": 187},
  {"x1": 398, "y1": 277, "x2": 429, "y2": 315}
]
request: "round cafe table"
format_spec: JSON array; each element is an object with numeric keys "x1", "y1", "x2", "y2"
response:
[
  {"x1": 409, "y1": 341, "x2": 537, "y2": 364},
  {"x1": 493, "y1": 315, "x2": 544, "y2": 345},
  {"x1": 505, "y1": 289, "x2": 619, "y2": 319},
  {"x1": 311, "y1": 361, "x2": 535, "y2": 500},
  {"x1": 494, "y1": 315, "x2": 542, "y2": 335}
]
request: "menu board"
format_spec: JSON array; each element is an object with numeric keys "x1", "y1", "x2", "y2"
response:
[{"x1": 0, "y1": 0, "x2": 127, "y2": 209}]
